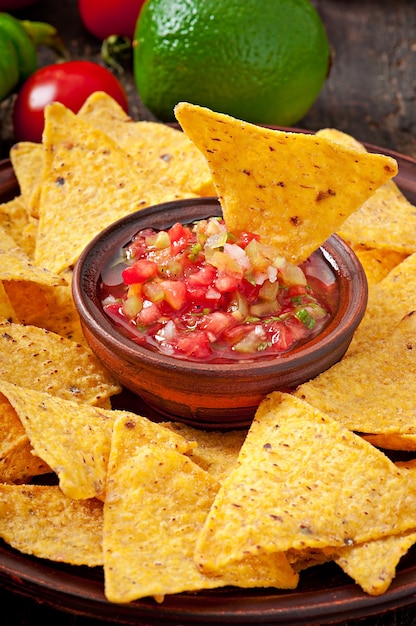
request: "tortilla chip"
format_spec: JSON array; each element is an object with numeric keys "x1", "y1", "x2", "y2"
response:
[
  {"x1": 349, "y1": 245, "x2": 407, "y2": 285},
  {"x1": 174, "y1": 102, "x2": 398, "y2": 264},
  {"x1": 0, "y1": 321, "x2": 121, "y2": 406},
  {"x1": 0, "y1": 392, "x2": 49, "y2": 483},
  {"x1": 295, "y1": 311, "x2": 416, "y2": 435},
  {"x1": 315, "y1": 128, "x2": 367, "y2": 152},
  {"x1": 104, "y1": 420, "x2": 297, "y2": 603},
  {"x1": 334, "y1": 530, "x2": 416, "y2": 596},
  {"x1": 0, "y1": 483, "x2": 103, "y2": 566},
  {"x1": 362, "y1": 433, "x2": 416, "y2": 452},
  {"x1": 9, "y1": 141, "x2": 43, "y2": 218},
  {"x1": 195, "y1": 392, "x2": 416, "y2": 574},
  {"x1": 78, "y1": 91, "x2": 215, "y2": 197},
  {"x1": 0, "y1": 281, "x2": 18, "y2": 323},
  {"x1": 0, "y1": 195, "x2": 37, "y2": 257},
  {"x1": 347, "y1": 252, "x2": 416, "y2": 354},
  {"x1": 0, "y1": 381, "x2": 115, "y2": 499},
  {"x1": 35, "y1": 102, "x2": 195, "y2": 274},
  {"x1": 0, "y1": 224, "x2": 65, "y2": 287},
  {"x1": 163, "y1": 421, "x2": 246, "y2": 482}
]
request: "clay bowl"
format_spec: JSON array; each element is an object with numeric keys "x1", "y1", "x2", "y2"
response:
[{"x1": 72, "y1": 197, "x2": 368, "y2": 429}]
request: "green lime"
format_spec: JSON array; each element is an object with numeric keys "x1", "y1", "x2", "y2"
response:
[{"x1": 133, "y1": 0, "x2": 330, "y2": 125}]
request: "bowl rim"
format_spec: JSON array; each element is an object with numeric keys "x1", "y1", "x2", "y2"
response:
[{"x1": 72, "y1": 197, "x2": 368, "y2": 376}]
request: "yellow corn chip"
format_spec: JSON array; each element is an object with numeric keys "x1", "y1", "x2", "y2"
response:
[
  {"x1": 163, "y1": 421, "x2": 246, "y2": 482},
  {"x1": 195, "y1": 392, "x2": 416, "y2": 574},
  {"x1": 0, "y1": 224, "x2": 65, "y2": 287},
  {"x1": 0, "y1": 483, "x2": 103, "y2": 566},
  {"x1": 9, "y1": 141, "x2": 43, "y2": 218},
  {"x1": 0, "y1": 321, "x2": 121, "y2": 406},
  {"x1": 349, "y1": 244, "x2": 406, "y2": 285},
  {"x1": 348, "y1": 252, "x2": 416, "y2": 354},
  {"x1": 0, "y1": 381, "x2": 115, "y2": 500},
  {"x1": 35, "y1": 102, "x2": 194, "y2": 274},
  {"x1": 0, "y1": 195, "x2": 37, "y2": 256},
  {"x1": 174, "y1": 103, "x2": 398, "y2": 264},
  {"x1": 0, "y1": 382, "x2": 194, "y2": 500},
  {"x1": 78, "y1": 91, "x2": 215, "y2": 197},
  {"x1": 295, "y1": 311, "x2": 416, "y2": 435},
  {"x1": 334, "y1": 530, "x2": 416, "y2": 596},
  {"x1": 0, "y1": 280, "x2": 18, "y2": 323},
  {"x1": 362, "y1": 433, "x2": 416, "y2": 452},
  {"x1": 317, "y1": 127, "x2": 416, "y2": 254},
  {"x1": 104, "y1": 419, "x2": 297, "y2": 603},
  {"x1": 0, "y1": 392, "x2": 49, "y2": 483}
]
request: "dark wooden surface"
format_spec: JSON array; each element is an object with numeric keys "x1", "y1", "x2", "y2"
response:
[{"x1": 1, "y1": 1, "x2": 416, "y2": 624}]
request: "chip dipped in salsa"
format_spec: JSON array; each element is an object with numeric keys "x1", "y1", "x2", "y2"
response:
[{"x1": 100, "y1": 216, "x2": 338, "y2": 363}]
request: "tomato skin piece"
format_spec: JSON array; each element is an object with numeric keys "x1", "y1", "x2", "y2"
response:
[
  {"x1": 12, "y1": 60, "x2": 128, "y2": 143},
  {"x1": 78, "y1": 0, "x2": 146, "y2": 40},
  {"x1": 122, "y1": 259, "x2": 158, "y2": 284}
]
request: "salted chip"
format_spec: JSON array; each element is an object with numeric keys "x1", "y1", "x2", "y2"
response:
[
  {"x1": 164, "y1": 421, "x2": 246, "y2": 482},
  {"x1": 348, "y1": 253, "x2": 416, "y2": 354},
  {"x1": 0, "y1": 483, "x2": 103, "y2": 566},
  {"x1": 0, "y1": 281, "x2": 18, "y2": 322},
  {"x1": 0, "y1": 195, "x2": 37, "y2": 256},
  {"x1": 334, "y1": 530, "x2": 416, "y2": 596},
  {"x1": 0, "y1": 381, "x2": 114, "y2": 499},
  {"x1": 35, "y1": 102, "x2": 193, "y2": 274},
  {"x1": 104, "y1": 421, "x2": 297, "y2": 603},
  {"x1": 0, "y1": 382, "x2": 194, "y2": 500},
  {"x1": 0, "y1": 224, "x2": 66, "y2": 287},
  {"x1": 316, "y1": 128, "x2": 367, "y2": 152},
  {"x1": 0, "y1": 321, "x2": 121, "y2": 406},
  {"x1": 317, "y1": 127, "x2": 416, "y2": 254},
  {"x1": 0, "y1": 392, "x2": 49, "y2": 483},
  {"x1": 174, "y1": 103, "x2": 398, "y2": 265},
  {"x1": 195, "y1": 392, "x2": 416, "y2": 574},
  {"x1": 362, "y1": 433, "x2": 416, "y2": 452},
  {"x1": 78, "y1": 91, "x2": 215, "y2": 197},
  {"x1": 9, "y1": 141, "x2": 43, "y2": 218},
  {"x1": 349, "y1": 244, "x2": 406, "y2": 285},
  {"x1": 295, "y1": 311, "x2": 416, "y2": 435}
]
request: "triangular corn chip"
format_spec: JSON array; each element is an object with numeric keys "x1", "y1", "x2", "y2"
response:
[
  {"x1": 35, "y1": 102, "x2": 194, "y2": 274},
  {"x1": 0, "y1": 483, "x2": 103, "y2": 566},
  {"x1": 174, "y1": 102, "x2": 398, "y2": 264},
  {"x1": 195, "y1": 392, "x2": 416, "y2": 573},
  {"x1": 295, "y1": 311, "x2": 416, "y2": 434},
  {"x1": 104, "y1": 417, "x2": 298, "y2": 603}
]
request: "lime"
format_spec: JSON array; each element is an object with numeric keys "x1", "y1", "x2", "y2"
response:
[{"x1": 133, "y1": 0, "x2": 330, "y2": 125}]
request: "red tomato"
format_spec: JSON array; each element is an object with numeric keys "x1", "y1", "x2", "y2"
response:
[
  {"x1": 13, "y1": 61, "x2": 128, "y2": 143},
  {"x1": 78, "y1": 0, "x2": 146, "y2": 40}
]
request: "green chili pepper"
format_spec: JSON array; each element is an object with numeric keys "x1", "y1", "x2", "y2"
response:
[{"x1": 0, "y1": 12, "x2": 67, "y2": 102}]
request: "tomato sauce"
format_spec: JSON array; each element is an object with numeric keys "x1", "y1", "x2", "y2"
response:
[{"x1": 100, "y1": 218, "x2": 338, "y2": 363}]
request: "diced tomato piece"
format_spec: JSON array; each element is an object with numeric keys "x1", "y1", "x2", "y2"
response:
[
  {"x1": 187, "y1": 265, "x2": 216, "y2": 287},
  {"x1": 199, "y1": 311, "x2": 236, "y2": 337},
  {"x1": 215, "y1": 273, "x2": 240, "y2": 293},
  {"x1": 168, "y1": 222, "x2": 192, "y2": 254},
  {"x1": 137, "y1": 301, "x2": 161, "y2": 326},
  {"x1": 237, "y1": 231, "x2": 261, "y2": 249},
  {"x1": 240, "y1": 277, "x2": 261, "y2": 303},
  {"x1": 159, "y1": 279, "x2": 187, "y2": 311},
  {"x1": 175, "y1": 331, "x2": 212, "y2": 359},
  {"x1": 267, "y1": 320, "x2": 304, "y2": 352},
  {"x1": 122, "y1": 259, "x2": 158, "y2": 284}
]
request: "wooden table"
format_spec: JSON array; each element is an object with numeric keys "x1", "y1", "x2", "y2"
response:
[{"x1": 1, "y1": 1, "x2": 416, "y2": 624}]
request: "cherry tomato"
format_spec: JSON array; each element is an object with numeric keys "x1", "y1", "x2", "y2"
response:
[
  {"x1": 13, "y1": 60, "x2": 128, "y2": 143},
  {"x1": 78, "y1": 0, "x2": 146, "y2": 40}
]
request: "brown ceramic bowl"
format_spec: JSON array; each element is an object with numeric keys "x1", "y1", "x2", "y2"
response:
[{"x1": 72, "y1": 197, "x2": 367, "y2": 429}]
